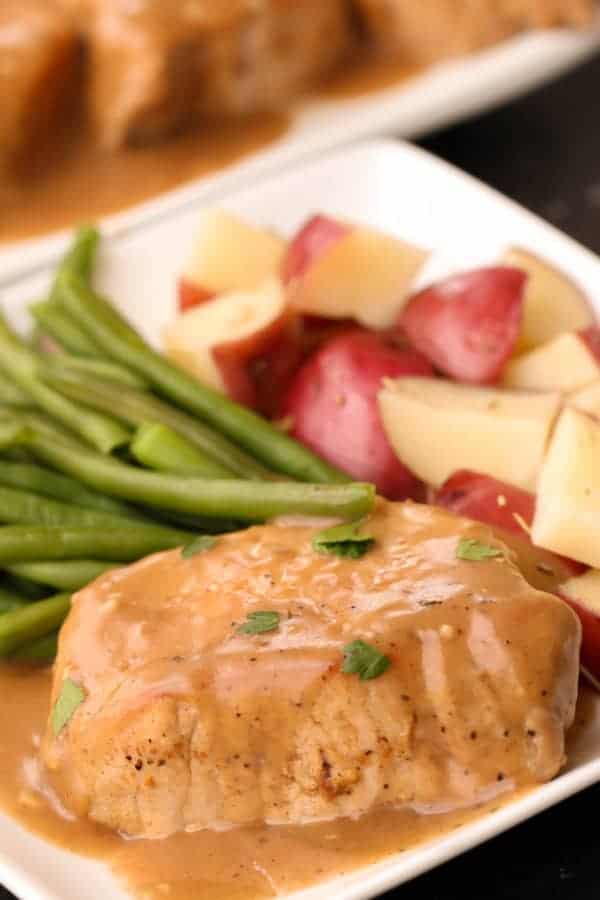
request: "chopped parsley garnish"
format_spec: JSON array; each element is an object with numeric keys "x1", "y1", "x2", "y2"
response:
[
  {"x1": 342, "y1": 640, "x2": 390, "y2": 681},
  {"x1": 237, "y1": 611, "x2": 280, "y2": 635},
  {"x1": 51, "y1": 678, "x2": 86, "y2": 737},
  {"x1": 312, "y1": 520, "x2": 374, "y2": 559},
  {"x1": 456, "y1": 538, "x2": 504, "y2": 562},
  {"x1": 181, "y1": 536, "x2": 217, "y2": 559}
]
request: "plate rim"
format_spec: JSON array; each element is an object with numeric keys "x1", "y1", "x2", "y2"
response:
[
  {"x1": 1, "y1": 20, "x2": 600, "y2": 288},
  {"x1": 0, "y1": 136, "x2": 599, "y2": 900}
]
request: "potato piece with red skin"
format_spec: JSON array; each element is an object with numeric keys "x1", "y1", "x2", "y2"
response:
[
  {"x1": 434, "y1": 470, "x2": 535, "y2": 537},
  {"x1": 434, "y1": 471, "x2": 584, "y2": 587},
  {"x1": 400, "y1": 267, "x2": 526, "y2": 384},
  {"x1": 178, "y1": 279, "x2": 215, "y2": 313},
  {"x1": 579, "y1": 325, "x2": 600, "y2": 362},
  {"x1": 559, "y1": 570, "x2": 600, "y2": 683},
  {"x1": 281, "y1": 215, "x2": 351, "y2": 284},
  {"x1": 164, "y1": 280, "x2": 297, "y2": 410},
  {"x1": 281, "y1": 330, "x2": 433, "y2": 499}
]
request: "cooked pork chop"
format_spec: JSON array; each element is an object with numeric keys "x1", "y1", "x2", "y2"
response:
[
  {"x1": 79, "y1": 0, "x2": 353, "y2": 148},
  {"x1": 42, "y1": 501, "x2": 580, "y2": 839},
  {"x1": 355, "y1": 0, "x2": 595, "y2": 62},
  {"x1": 0, "y1": 0, "x2": 79, "y2": 168}
]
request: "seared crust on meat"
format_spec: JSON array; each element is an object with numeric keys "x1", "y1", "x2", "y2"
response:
[{"x1": 42, "y1": 501, "x2": 580, "y2": 838}]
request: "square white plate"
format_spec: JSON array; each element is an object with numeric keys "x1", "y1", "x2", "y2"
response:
[
  {"x1": 1, "y1": 19, "x2": 600, "y2": 286},
  {"x1": 1, "y1": 139, "x2": 600, "y2": 900}
]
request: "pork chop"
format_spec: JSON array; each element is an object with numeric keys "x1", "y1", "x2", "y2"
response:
[{"x1": 42, "y1": 500, "x2": 580, "y2": 838}]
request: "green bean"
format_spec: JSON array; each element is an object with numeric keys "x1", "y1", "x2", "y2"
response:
[
  {"x1": 18, "y1": 428, "x2": 374, "y2": 522},
  {"x1": 0, "y1": 593, "x2": 70, "y2": 655},
  {"x1": 131, "y1": 422, "x2": 235, "y2": 478},
  {"x1": 0, "y1": 407, "x2": 87, "y2": 450},
  {"x1": 43, "y1": 371, "x2": 269, "y2": 480},
  {"x1": 0, "y1": 483, "x2": 158, "y2": 530},
  {"x1": 7, "y1": 560, "x2": 118, "y2": 591},
  {"x1": 0, "y1": 586, "x2": 26, "y2": 613},
  {"x1": 2, "y1": 572, "x2": 48, "y2": 601},
  {"x1": 0, "y1": 525, "x2": 192, "y2": 564},
  {"x1": 0, "y1": 313, "x2": 130, "y2": 453},
  {"x1": 57, "y1": 275, "x2": 350, "y2": 483},
  {"x1": 42, "y1": 353, "x2": 148, "y2": 389},
  {"x1": 0, "y1": 460, "x2": 146, "y2": 519},
  {"x1": 50, "y1": 226, "x2": 99, "y2": 302},
  {"x1": 0, "y1": 421, "x2": 30, "y2": 450},
  {"x1": 30, "y1": 301, "x2": 101, "y2": 357},
  {"x1": 0, "y1": 379, "x2": 30, "y2": 406},
  {"x1": 11, "y1": 631, "x2": 58, "y2": 663}
]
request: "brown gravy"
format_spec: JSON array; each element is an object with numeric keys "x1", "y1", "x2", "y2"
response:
[
  {"x1": 0, "y1": 663, "x2": 553, "y2": 900},
  {"x1": 0, "y1": 57, "x2": 416, "y2": 247},
  {"x1": 0, "y1": 114, "x2": 288, "y2": 245}
]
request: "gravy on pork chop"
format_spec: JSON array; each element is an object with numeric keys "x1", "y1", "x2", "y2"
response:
[{"x1": 0, "y1": 500, "x2": 582, "y2": 899}]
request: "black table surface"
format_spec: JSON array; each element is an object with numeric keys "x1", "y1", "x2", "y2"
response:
[{"x1": 3, "y1": 51, "x2": 600, "y2": 900}]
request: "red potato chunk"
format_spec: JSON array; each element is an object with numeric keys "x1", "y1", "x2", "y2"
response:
[
  {"x1": 177, "y1": 279, "x2": 215, "y2": 313},
  {"x1": 281, "y1": 215, "x2": 351, "y2": 284},
  {"x1": 559, "y1": 571, "x2": 600, "y2": 684},
  {"x1": 282, "y1": 330, "x2": 433, "y2": 499},
  {"x1": 400, "y1": 266, "x2": 526, "y2": 384},
  {"x1": 434, "y1": 470, "x2": 584, "y2": 587},
  {"x1": 579, "y1": 325, "x2": 600, "y2": 362}
]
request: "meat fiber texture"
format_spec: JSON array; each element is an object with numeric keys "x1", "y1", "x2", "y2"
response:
[
  {"x1": 80, "y1": 0, "x2": 353, "y2": 148},
  {"x1": 42, "y1": 501, "x2": 580, "y2": 839},
  {"x1": 355, "y1": 0, "x2": 595, "y2": 62}
]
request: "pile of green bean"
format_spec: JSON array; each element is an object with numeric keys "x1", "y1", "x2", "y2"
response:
[{"x1": 0, "y1": 227, "x2": 375, "y2": 663}]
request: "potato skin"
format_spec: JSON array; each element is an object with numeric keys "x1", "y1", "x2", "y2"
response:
[
  {"x1": 400, "y1": 266, "x2": 525, "y2": 384},
  {"x1": 282, "y1": 330, "x2": 433, "y2": 498}
]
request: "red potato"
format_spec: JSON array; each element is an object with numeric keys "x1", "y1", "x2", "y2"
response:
[
  {"x1": 434, "y1": 470, "x2": 536, "y2": 538},
  {"x1": 400, "y1": 266, "x2": 526, "y2": 384},
  {"x1": 181, "y1": 210, "x2": 286, "y2": 310},
  {"x1": 178, "y1": 279, "x2": 215, "y2": 313},
  {"x1": 281, "y1": 215, "x2": 351, "y2": 284},
  {"x1": 434, "y1": 470, "x2": 583, "y2": 583},
  {"x1": 164, "y1": 280, "x2": 295, "y2": 409},
  {"x1": 249, "y1": 319, "x2": 305, "y2": 419},
  {"x1": 580, "y1": 325, "x2": 600, "y2": 362},
  {"x1": 282, "y1": 330, "x2": 433, "y2": 499},
  {"x1": 288, "y1": 224, "x2": 429, "y2": 330},
  {"x1": 559, "y1": 570, "x2": 600, "y2": 683}
]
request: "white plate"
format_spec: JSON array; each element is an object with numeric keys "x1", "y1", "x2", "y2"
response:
[
  {"x1": 1, "y1": 139, "x2": 600, "y2": 900},
  {"x1": 1, "y1": 19, "x2": 600, "y2": 286}
]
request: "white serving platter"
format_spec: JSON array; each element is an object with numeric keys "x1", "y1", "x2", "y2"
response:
[
  {"x1": 1, "y1": 138, "x2": 600, "y2": 900},
  {"x1": 1, "y1": 18, "x2": 600, "y2": 286}
]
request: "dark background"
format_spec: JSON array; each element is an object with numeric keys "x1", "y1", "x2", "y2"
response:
[{"x1": 2, "y1": 49, "x2": 600, "y2": 900}]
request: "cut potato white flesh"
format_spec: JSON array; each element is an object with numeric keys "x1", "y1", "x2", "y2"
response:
[
  {"x1": 560, "y1": 570, "x2": 600, "y2": 615},
  {"x1": 502, "y1": 332, "x2": 600, "y2": 393},
  {"x1": 184, "y1": 210, "x2": 286, "y2": 294},
  {"x1": 164, "y1": 279, "x2": 286, "y2": 392},
  {"x1": 570, "y1": 381, "x2": 600, "y2": 420},
  {"x1": 377, "y1": 377, "x2": 560, "y2": 491},
  {"x1": 532, "y1": 407, "x2": 600, "y2": 568},
  {"x1": 503, "y1": 247, "x2": 594, "y2": 353},
  {"x1": 291, "y1": 226, "x2": 428, "y2": 329}
]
